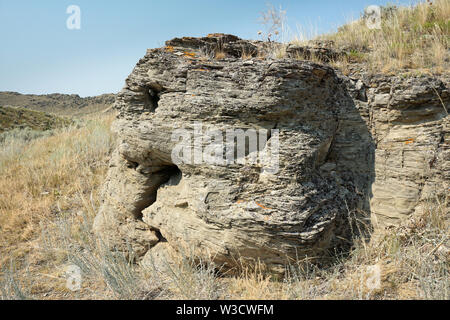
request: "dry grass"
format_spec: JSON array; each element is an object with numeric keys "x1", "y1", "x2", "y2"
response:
[
  {"x1": 291, "y1": 51, "x2": 323, "y2": 64},
  {"x1": 0, "y1": 114, "x2": 115, "y2": 297},
  {"x1": 214, "y1": 51, "x2": 227, "y2": 60},
  {"x1": 257, "y1": 1, "x2": 449, "y2": 75},
  {"x1": 321, "y1": 0, "x2": 450, "y2": 74},
  {"x1": 0, "y1": 106, "x2": 72, "y2": 134}
]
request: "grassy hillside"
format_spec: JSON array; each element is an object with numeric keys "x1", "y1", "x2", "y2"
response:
[
  {"x1": 321, "y1": 0, "x2": 449, "y2": 74},
  {"x1": 0, "y1": 92, "x2": 115, "y2": 117},
  {"x1": 0, "y1": 106, "x2": 72, "y2": 134}
]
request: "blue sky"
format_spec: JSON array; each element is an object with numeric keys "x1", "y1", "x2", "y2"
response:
[{"x1": 0, "y1": 0, "x2": 417, "y2": 97}]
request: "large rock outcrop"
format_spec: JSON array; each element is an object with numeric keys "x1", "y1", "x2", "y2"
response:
[{"x1": 94, "y1": 34, "x2": 448, "y2": 273}]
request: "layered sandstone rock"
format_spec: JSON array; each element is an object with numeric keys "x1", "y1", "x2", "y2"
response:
[
  {"x1": 341, "y1": 73, "x2": 449, "y2": 229},
  {"x1": 364, "y1": 76, "x2": 448, "y2": 228},
  {"x1": 94, "y1": 34, "x2": 448, "y2": 272}
]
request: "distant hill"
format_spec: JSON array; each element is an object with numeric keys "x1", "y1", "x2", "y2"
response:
[
  {"x1": 0, "y1": 106, "x2": 72, "y2": 134},
  {"x1": 0, "y1": 92, "x2": 115, "y2": 117}
]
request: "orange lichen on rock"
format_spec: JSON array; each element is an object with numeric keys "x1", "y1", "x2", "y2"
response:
[
  {"x1": 255, "y1": 202, "x2": 272, "y2": 210},
  {"x1": 184, "y1": 51, "x2": 196, "y2": 58}
]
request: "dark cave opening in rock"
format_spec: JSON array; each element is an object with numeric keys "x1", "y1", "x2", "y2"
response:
[
  {"x1": 132, "y1": 164, "x2": 182, "y2": 222},
  {"x1": 143, "y1": 87, "x2": 160, "y2": 112},
  {"x1": 140, "y1": 165, "x2": 182, "y2": 244},
  {"x1": 161, "y1": 165, "x2": 182, "y2": 187}
]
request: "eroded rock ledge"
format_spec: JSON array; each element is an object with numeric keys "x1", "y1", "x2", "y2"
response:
[{"x1": 94, "y1": 34, "x2": 448, "y2": 273}]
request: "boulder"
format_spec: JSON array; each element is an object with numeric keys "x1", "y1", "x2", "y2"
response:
[{"x1": 94, "y1": 34, "x2": 448, "y2": 273}]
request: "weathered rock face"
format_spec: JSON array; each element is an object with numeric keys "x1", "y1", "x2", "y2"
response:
[
  {"x1": 362, "y1": 76, "x2": 449, "y2": 228},
  {"x1": 94, "y1": 34, "x2": 448, "y2": 272},
  {"x1": 341, "y1": 73, "x2": 449, "y2": 230}
]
